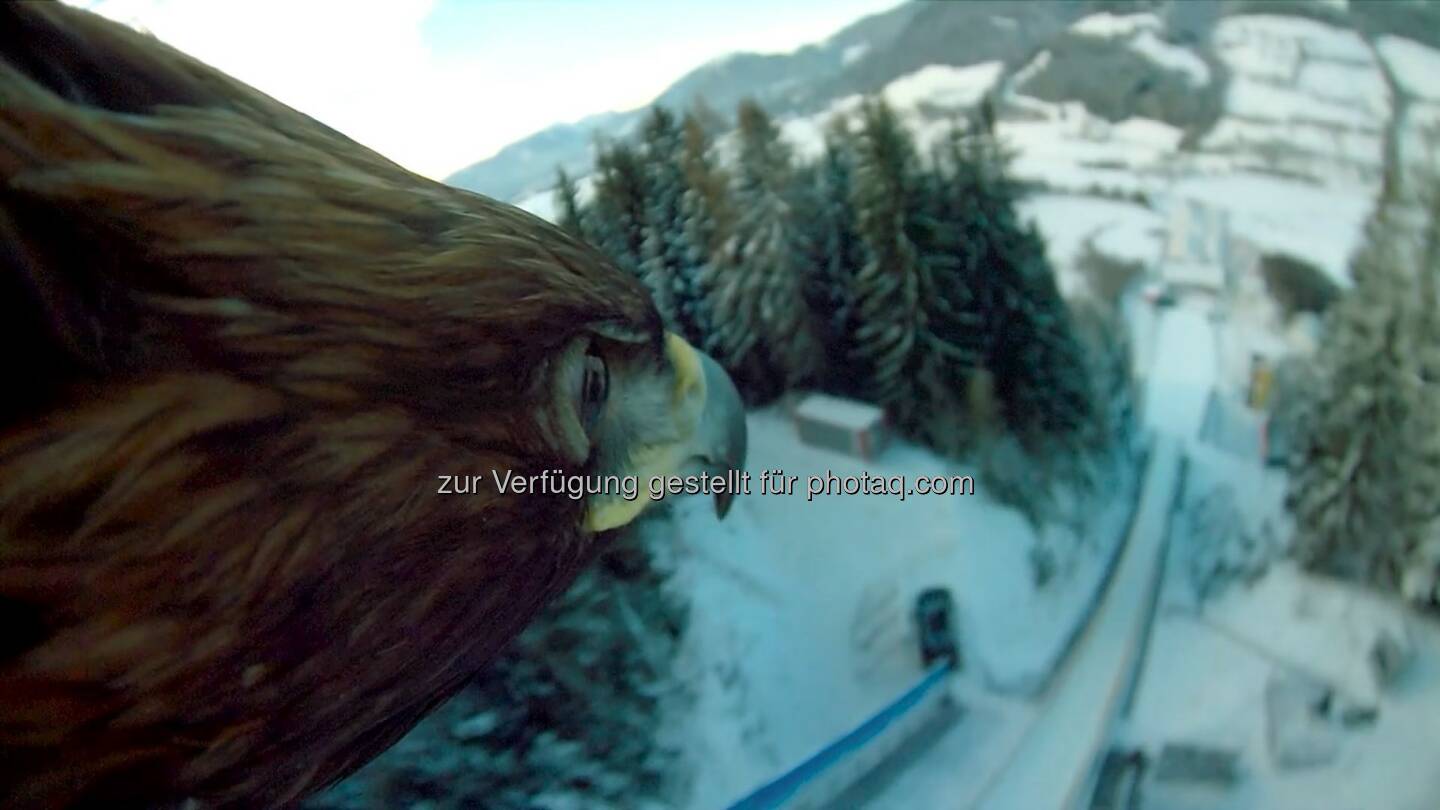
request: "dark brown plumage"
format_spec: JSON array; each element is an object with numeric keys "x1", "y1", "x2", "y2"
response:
[{"x1": 0, "y1": 3, "x2": 744, "y2": 807}]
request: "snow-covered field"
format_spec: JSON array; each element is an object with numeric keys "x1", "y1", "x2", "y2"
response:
[
  {"x1": 1069, "y1": 10, "x2": 1209, "y2": 87},
  {"x1": 650, "y1": 408, "x2": 1137, "y2": 809},
  {"x1": 882, "y1": 62, "x2": 1005, "y2": 113},
  {"x1": 1376, "y1": 33, "x2": 1440, "y2": 179},
  {"x1": 1123, "y1": 469, "x2": 1440, "y2": 810},
  {"x1": 1207, "y1": 14, "x2": 1389, "y2": 184},
  {"x1": 1378, "y1": 36, "x2": 1440, "y2": 104}
]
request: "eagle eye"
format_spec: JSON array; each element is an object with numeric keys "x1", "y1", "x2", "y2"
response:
[{"x1": 580, "y1": 346, "x2": 609, "y2": 432}]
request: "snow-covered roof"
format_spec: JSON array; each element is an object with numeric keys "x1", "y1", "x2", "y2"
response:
[{"x1": 794, "y1": 393, "x2": 885, "y2": 431}]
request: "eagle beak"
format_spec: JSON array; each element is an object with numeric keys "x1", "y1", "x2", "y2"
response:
[
  {"x1": 583, "y1": 333, "x2": 747, "y2": 532},
  {"x1": 690, "y1": 340, "x2": 747, "y2": 519}
]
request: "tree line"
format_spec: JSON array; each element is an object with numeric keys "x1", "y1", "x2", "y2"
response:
[{"x1": 555, "y1": 97, "x2": 1123, "y2": 473}]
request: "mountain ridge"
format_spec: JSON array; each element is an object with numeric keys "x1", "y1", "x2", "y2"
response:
[
  {"x1": 444, "y1": 0, "x2": 1088, "y2": 203},
  {"x1": 443, "y1": 0, "x2": 1439, "y2": 207}
]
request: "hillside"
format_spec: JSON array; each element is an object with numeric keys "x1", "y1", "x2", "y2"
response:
[
  {"x1": 446, "y1": 0, "x2": 1440, "y2": 232},
  {"x1": 444, "y1": 0, "x2": 1098, "y2": 203}
]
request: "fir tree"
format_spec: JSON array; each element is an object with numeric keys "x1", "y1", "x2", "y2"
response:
[
  {"x1": 803, "y1": 119, "x2": 870, "y2": 397},
  {"x1": 590, "y1": 140, "x2": 649, "y2": 280},
  {"x1": 847, "y1": 97, "x2": 974, "y2": 441},
  {"x1": 677, "y1": 112, "x2": 734, "y2": 349},
  {"x1": 932, "y1": 123, "x2": 1092, "y2": 456},
  {"x1": 708, "y1": 99, "x2": 820, "y2": 400},
  {"x1": 847, "y1": 97, "x2": 926, "y2": 415},
  {"x1": 1287, "y1": 197, "x2": 1440, "y2": 587},
  {"x1": 553, "y1": 167, "x2": 587, "y2": 240},
  {"x1": 637, "y1": 107, "x2": 691, "y2": 330},
  {"x1": 685, "y1": 96, "x2": 729, "y2": 141}
]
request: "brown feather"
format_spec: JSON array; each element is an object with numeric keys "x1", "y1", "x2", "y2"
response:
[{"x1": 0, "y1": 2, "x2": 661, "y2": 806}]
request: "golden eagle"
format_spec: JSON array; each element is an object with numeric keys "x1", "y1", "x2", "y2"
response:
[{"x1": 0, "y1": 3, "x2": 746, "y2": 806}]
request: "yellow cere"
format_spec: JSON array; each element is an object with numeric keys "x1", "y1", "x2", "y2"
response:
[{"x1": 666, "y1": 331, "x2": 704, "y2": 403}]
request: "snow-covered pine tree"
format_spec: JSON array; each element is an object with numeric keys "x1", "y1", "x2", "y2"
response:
[
  {"x1": 933, "y1": 123, "x2": 1092, "y2": 458},
  {"x1": 708, "y1": 99, "x2": 820, "y2": 400},
  {"x1": 847, "y1": 97, "x2": 976, "y2": 440},
  {"x1": 1069, "y1": 296, "x2": 1138, "y2": 472},
  {"x1": 847, "y1": 97, "x2": 926, "y2": 418},
  {"x1": 677, "y1": 111, "x2": 734, "y2": 351},
  {"x1": 803, "y1": 118, "x2": 870, "y2": 397},
  {"x1": 1413, "y1": 184, "x2": 1440, "y2": 586},
  {"x1": 909, "y1": 120, "x2": 998, "y2": 454},
  {"x1": 589, "y1": 139, "x2": 649, "y2": 280},
  {"x1": 1414, "y1": 181, "x2": 1440, "y2": 532},
  {"x1": 553, "y1": 167, "x2": 588, "y2": 241},
  {"x1": 637, "y1": 107, "x2": 691, "y2": 330},
  {"x1": 1287, "y1": 194, "x2": 1440, "y2": 587},
  {"x1": 685, "y1": 95, "x2": 728, "y2": 141}
]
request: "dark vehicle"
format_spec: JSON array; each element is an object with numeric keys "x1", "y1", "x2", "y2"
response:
[
  {"x1": 1091, "y1": 748, "x2": 1147, "y2": 810},
  {"x1": 914, "y1": 587, "x2": 959, "y2": 670}
]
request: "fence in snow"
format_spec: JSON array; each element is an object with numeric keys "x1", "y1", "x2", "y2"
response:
[{"x1": 724, "y1": 661, "x2": 954, "y2": 810}]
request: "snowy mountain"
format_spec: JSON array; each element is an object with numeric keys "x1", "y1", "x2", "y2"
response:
[
  {"x1": 448, "y1": 0, "x2": 1440, "y2": 240},
  {"x1": 445, "y1": 0, "x2": 1087, "y2": 203},
  {"x1": 501, "y1": 4, "x2": 1440, "y2": 294}
]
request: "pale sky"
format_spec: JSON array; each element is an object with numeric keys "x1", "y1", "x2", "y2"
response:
[{"x1": 74, "y1": 0, "x2": 906, "y2": 180}]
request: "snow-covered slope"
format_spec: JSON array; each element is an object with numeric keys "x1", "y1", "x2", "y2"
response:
[
  {"x1": 646, "y1": 9, "x2": 1440, "y2": 809},
  {"x1": 881, "y1": 61, "x2": 1005, "y2": 111},
  {"x1": 1378, "y1": 35, "x2": 1440, "y2": 103},
  {"x1": 447, "y1": 0, "x2": 1082, "y2": 203},
  {"x1": 1069, "y1": 10, "x2": 1210, "y2": 86},
  {"x1": 1070, "y1": 11, "x2": 1161, "y2": 39},
  {"x1": 1125, "y1": 459, "x2": 1440, "y2": 810},
  {"x1": 500, "y1": 4, "x2": 1440, "y2": 296},
  {"x1": 1376, "y1": 35, "x2": 1440, "y2": 177},
  {"x1": 654, "y1": 410, "x2": 1136, "y2": 809},
  {"x1": 1005, "y1": 11, "x2": 1436, "y2": 287},
  {"x1": 776, "y1": 60, "x2": 1007, "y2": 160},
  {"x1": 1205, "y1": 15, "x2": 1390, "y2": 183},
  {"x1": 1130, "y1": 29, "x2": 1210, "y2": 86}
]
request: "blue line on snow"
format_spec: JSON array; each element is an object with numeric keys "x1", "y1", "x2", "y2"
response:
[{"x1": 726, "y1": 661, "x2": 952, "y2": 810}]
